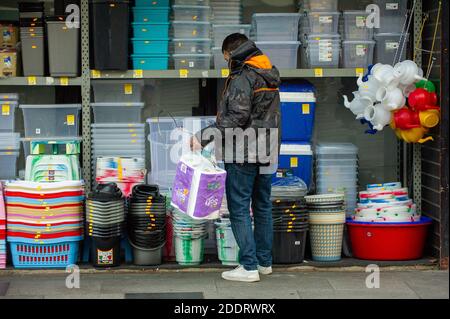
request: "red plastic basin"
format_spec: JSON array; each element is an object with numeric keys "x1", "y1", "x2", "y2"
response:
[{"x1": 346, "y1": 217, "x2": 432, "y2": 261}]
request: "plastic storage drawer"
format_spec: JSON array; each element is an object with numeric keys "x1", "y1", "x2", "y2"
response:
[
  {"x1": 343, "y1": 11, "x2": 373, "y2": 40},
  {"x1": 252, "y1": 14, "x2": 301, "y2": 41},
  {"x1": 132, "y1": 22, "x2": 170, "y2": 39},
  {"x1": 0, "y1": 101, "x2": 18, "y2": 132},
  {"x1": 172, "y1": 21, "x2": 211, "y2": 39},
  {"x1": 131, "y1": 54, "x2": 169, "y2": 70},
  {"x1": 301, "y1": 0, "x2": 338, "y2": 11},
  {"x1": 91, "y1": 80, "x2": 144, "y2": 103},
  {"x1": 342, "y1": 40, "x2": 375, "y2": 68},
  {"x1": 212, "y1": 24, "x2": 251, "y2": 47},
  {"x1": 172, "y1": 38, "x2": 211, "y2": 54},
  {"x1": 373, "y1": 0, "x2": 408, "y2": 34},
  {"x1": 132, "y1": 8, "x2": 170, "y2": 23},
  {"x1": 19, "y1": 104, "x2": 81, "y2": 138},
  {"x1": 172, "y1": 5, "x2": 211, "y2": 22},
  {"x1": 305, "y1": 11, "x2": 340, "y2": 34},
  {"x1": 255, "y1": 41, "x2": 300, "y2": 69},
  {"x1": 0, "y1": 151, "x2": 19, "y2": 179},
  {"x1": 273, "y1": 143, "x2": 313, "y2": 188},
  {"x1": 131, "y1": 39, "x2": 169, "y2": 54},
  {"x1": 212, "y1": 47, "x2": 227, "y2": 69},
  {"x1": 92, "y1": 102, "x2": 144, "y2": 123},
  {"x1": 303, "y1": 35, "x2": 341, "y2": 68},
  {"x1": 172, "y1": 54, "x2": 211, "y2": 69},
  {"x1": 135, "y1": 0, "x2": 170, "y2": 7},
  {"x1": 374, "y1": 33, "x2": 409, "y2": 64}
]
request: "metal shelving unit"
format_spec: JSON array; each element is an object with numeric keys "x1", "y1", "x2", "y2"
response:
[{"x1": 0, "y1": 77, "x2": 82, "y2": 86}]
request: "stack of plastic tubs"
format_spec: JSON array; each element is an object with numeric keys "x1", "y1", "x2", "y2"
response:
[
  {"x1": 91, "y1": 80, "x2": 146, "y2": 195},
  {"x1": 342, "y1": 11, "x2": 375, "y2": 68},
  {"x1": 19, "y1": 2, "x2": 45, "y2": 76},
  {"x1": 252, "y1": 13, "x2": 301, "y2": 69},
  {"x1": 171, "y1": 1, "x2": 212, "y2": 69},
  {"x1": 131, "y1": 0, "x2": 170, "y2": 70},
  {"x1": 315, "y1": 143, "x2": 359, "y2": 217},
  {"x1": 212, "y1": 24, "x2": 251, "y2": 69},
  {"x1": 211, "y1": 0, "x2": 242, "y2": 24},
  {"x1": 299, "y1": 0, "x2": 341, "y2": 68},
  {"x1": 0, "y1": 93, "x2": 20, "y2": 180}
]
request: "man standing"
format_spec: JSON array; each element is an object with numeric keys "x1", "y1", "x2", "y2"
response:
[{"x1": 191, "y1": 34, "x2": 281, "y2": 282}]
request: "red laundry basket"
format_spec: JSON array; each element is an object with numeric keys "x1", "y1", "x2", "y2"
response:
[{"x1": 347, "y1": 217, "x2": 432, "y2": 261}]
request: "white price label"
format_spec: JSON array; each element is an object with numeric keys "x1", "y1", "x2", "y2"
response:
[{"x1": 386, "y1": 3, "x2": 399, "y2": 10}]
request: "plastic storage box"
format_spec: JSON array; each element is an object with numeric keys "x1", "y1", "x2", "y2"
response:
[
  {"x1": 304, "y1": 11, "x2": 340, "y2": 34},
  {"x1": 132, "y1": 22, "x2": 170, "y2": 39},
  {"x1": 212, "y1": 24, "x2": 251, "y2": 47},
  {"x1": 301, "y1": 0, "x2": 338, "y2": 11},
  {"x1": 92, "y1": 103, "x2": 144, "y2": 123},
  {"x1": 373, "y1": 0, "x2": 408, "y2": 34},
  {"x1": 374, "y1": 33, "x2": 409, "y2": 64},
  {"x1": 315, "y1": 143, "x2": 358, "y2": 160},
  {"x1": 131, "y1": 39, "x2": 169, "y2": 55},
  {"x1": 135, "y1": 0, "x2": 170, "y2": 6},
  {"x1": 0, "y1": 151, "x2": 19, "y2": 179},
  {"x1": 342, "y1": 40, "x2": 375, "y2": 68},
  {"x1": 172, "y1": 54, "x2": 211, "y2": 69},
  {"x1": 172, "y1": 5, "x2": 211, "y2": 21},
  {"x1": 172, "y1": 38, "x2": 211, "y2": 54},
  {"x1": 0, "y1": 101, "x2": 18, "y2": 132},
  {"x1": 0, "y1": 133, "x2": 20, "y2": 150},
  {"x1": 252, "y1": 14, "x2": 301, "y2": 41},
  {"x1": 303, "y1": 34, "x2": 341, "y2": 68},
  {"x1": 46, "y1": 17, "x2": 80, "y2": 76},
  {"x1": 255, "y1": 41, "x2": 300, "y2": 69},
  {"x1": 91, "y1": 80, "x2": 144, "y2": 103},
  {"x1": 132, "y1": 7, "x2": 170, "y2": 23},
  {"x1": 90, "y1": 0, "x2": 129, "y2": 70},
  {"x1": 172, "y1": 21, "x2": 211, "y2": 39},
  {"x1": 273, "y1": 142, "x2": 313, "y2": 187},
  {"x1": 212, "y1": 47, "x2": 227, "y2": 69},
  {"x1": 20, "y1": 104, "x2": 81, "y2": 138},
  {"x1": 131, "y1": 54, "x2": 169, "y2": 70},
  {"x1": 174, "y1": 0, "x2": 209, "y2": 4},
  {"x1": 343, "y1": 11, "x2": 374, "y2": 40},
  {"x1": 279, "y1": 81, "x2": 316, "y2": 142}
]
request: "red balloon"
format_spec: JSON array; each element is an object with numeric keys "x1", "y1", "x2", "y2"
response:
[
  {"x1": 408, "y1": 88, "x2": 438, "y2": 111},
  {"x1": 393, "y1": 107, "x2": 421, "y2": 130}
]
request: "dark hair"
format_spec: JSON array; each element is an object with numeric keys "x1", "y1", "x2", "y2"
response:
[{"x1": 222, "y1": 33, "x2": 249, "y2": 53}]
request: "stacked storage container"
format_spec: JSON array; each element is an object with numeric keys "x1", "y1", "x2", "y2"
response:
[
  {"x1": 299, "y1": 0, "x2": 341, "y2": 68},
  {"x1": 171, "y1": 1, "x2": 212, "y2": 69},
  {"x1": 91, "y1": 80, "x2": 146, "y2": 196},
  {"x1": 252, "y1": 13, "x2": 301, "y2": 69},
  {"x1": 274, "y1": 81, "x2": 316, "y2": 189},
  {"x1": 131, "y1": 0, "x2": 170, "y2": 70},
  {"x1": 315, "y1": 143, "x2": 359, "y2": 217},
  {"x1": 0, "y1": 93, "x2": 20, "y2": 180}
]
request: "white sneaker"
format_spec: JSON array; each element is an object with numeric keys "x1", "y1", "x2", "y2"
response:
[
  {"x1": 221, "y1": 265, "x2": 260, "y2": 282},
  {"x1": 258, "y1": 265, "x2": 273, "y2": 275}
]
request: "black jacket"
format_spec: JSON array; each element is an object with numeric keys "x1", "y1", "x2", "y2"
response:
[{"x1": 196, "y1": 40, "x2": 281, "y2": 165}]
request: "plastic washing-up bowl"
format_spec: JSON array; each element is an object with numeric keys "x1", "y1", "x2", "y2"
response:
[{"x1": 346, "y1": 217, "x2": 432, "y2": 260}]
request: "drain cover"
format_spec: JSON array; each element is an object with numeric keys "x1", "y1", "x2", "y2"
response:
[
  {"x1": 125, "y1": 292, "x2": 204, "y2": 299},
  {"x1": 0, "y1": 282, "x2": 10, "y2": 296}
]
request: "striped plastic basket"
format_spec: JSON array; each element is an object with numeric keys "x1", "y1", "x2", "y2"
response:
[{"x1": 309, "y1": 224, "x2": 344, "y2": 261}]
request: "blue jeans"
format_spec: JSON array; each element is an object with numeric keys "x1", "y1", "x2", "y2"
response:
[{"x1": 224, "y1": 163, "x2": 273, "y2": 271}]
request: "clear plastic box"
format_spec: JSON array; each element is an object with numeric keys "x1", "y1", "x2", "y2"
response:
[
  {"x1": 91, "y1": 80, "x2": 144, "y2": 103},
  {"x1": 1, "y1": 93, "x2": 19, "y2": 101},
  {"x1": 301, "y1": 0, "x2": 338, "y2": 12},
  {"x1": 172, "y1": 21, "x2": 211, "y2": 39},
  {"x1": 172, "y1": 38, "x2": 212, "y2": 54},
  {"x1": 303, "y1": 34, "x2": 341, "y2": 68},
  {"x1": 174, "y1": 0, "x2": 210, "y2": 5},
  {"x1": 20, "y1": 136, "x2": 82, "y2": 158},
  {"x1": 0, "y1": 151, "x2": 19, "y2": 180},
  {"x1": 252, "y1": 13, "x2": 301, "y2": 41},
  {"x1": 316, "y1": 143, "x2": 358, "y2": 155},
  {"x1": 374, "y1": 33, "x2": 409, "y2": 64},
  {"x1": 172, "y1": 5, "x2": 211, "y2": 22},
  {"x1": 343, "y1": 10, "x2": 374, "y2": 40},
  {"x1": 305, "y1": 11, "x2": 340, "y2": 34},
  {"x1": 317, "y1": 158, "x2": 358, "y2": 166},
  {"x1": 172, "y1": 54, "x2": 211, "y2": 69},
  {"x1": 0, "y1": 133, "x2": 20, "y2": 151},
  {"x1": 212, "y1": 47, "x2": 228, "y2": 69},
  {"x1": 316, "y1": 172, "x2": 358, "y2": 181},
  {"x1": 0, "y1": 100, "x2": 18, "y2": 132},
  {"x1": 373, "y1": 0, "x2": 408, "y2": 34},
  {"x1": 92, "y1": 102, "x2": 144, "y2": 124},
  {"x1": 316, "y1": 165, "x2": 358, "y2": 175},
  {"x1": 255, "y1": 41, "x2": 300, "y2": 69},
  {"x1": 19, "y1": 104, "x2": 81, "y2": 138},
  {"x1": 342, "y1": 40, "x2": 375, "y2": 68},
  {"x1": 212, "y1": 24, "x2": 251, "y2": 47}
]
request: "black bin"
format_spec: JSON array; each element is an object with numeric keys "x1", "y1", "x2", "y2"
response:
[
  {"x1": 89, "y1": 0, "x2": 129, "y2": 70},
  {"x1": 91, "y1": 236, "x2": 121, "y2": 267},
  {"x1": 272, "y1": 230, "x2": 308, "y2": 264}
]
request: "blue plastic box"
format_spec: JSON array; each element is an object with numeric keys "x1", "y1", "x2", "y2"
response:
[
  {"x1": 273, "y1": 142, "x2": 313, "y2": 188},
  {"x1": 132, "y1": 38, "x2": 169, "y2": 54},
  {"x1": 132, "y1": 7, "x2": 170, "y2": 23},
  {"x1": 132, "y1": 22, "x2": 170, "y2": 39},
  {"x1": 279, "y1": 81, "x2": 316, "y2": 142},
  {"x1": 131, "y1": 54, "x2": 169, "y2": 70},
  {"x1": 135, "y1": 0, "x2": 170, "y2": 7}
]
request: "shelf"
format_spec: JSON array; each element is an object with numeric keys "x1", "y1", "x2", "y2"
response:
[
  {"x1": 0, "y1": 76, "x2": 82, "y2": 86},
  {"x1": 89, "y1": 68, "x2": 367, "y2": 80}
]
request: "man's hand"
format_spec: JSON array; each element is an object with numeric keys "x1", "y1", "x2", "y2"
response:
[{"x1": 190, "y1": 136, "x2": 202, "y2": 151}]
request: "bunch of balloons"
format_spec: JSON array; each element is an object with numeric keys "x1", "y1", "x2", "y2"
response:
[{"x1": 343, "y1": 60, "x2": 440, "y2": 143}]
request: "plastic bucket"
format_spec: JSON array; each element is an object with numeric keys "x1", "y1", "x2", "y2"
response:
[
  {"x1": 129, "y1": 240, "x2": 164, "y2": 265},
  {"x1": 309, "y1": 211, "x2": 345, "y2": 261},
  {"x1": 175, "y1": 236, "x2": 204, "y2": 265},
  {"x1": 215, "y1": 226, "x2": 239, "y2": 266},
  {"x1": 272, "y1": 229, "x2": 308, "y2": 264},
  {"x1": 91, "y1": 236, "x2": 121, "y2": 267}
]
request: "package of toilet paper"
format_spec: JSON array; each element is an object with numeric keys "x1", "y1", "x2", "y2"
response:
[{"x1": 171, "y1": 152, "x2": 226, "y2": 220}]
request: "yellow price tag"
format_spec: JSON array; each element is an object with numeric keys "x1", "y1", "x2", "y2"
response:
[
  {"x1": 133, "y1": 69, "x2": 144, "y2": 78},
  {"x1": 67, "y1": 114, "x2": 75, "y2": 126},
  {"x1": 221, "y1": 68, "x2": 229, "y2": 78},
  {"x1": 28, "y1": 76, "x2": 37, "y2": 85},
  {"x1": 179, "y1": 69, "x2": 189, "y2": 78},
  {"x1": 290, "y1": 157, "x2": 298, "y2": 168},
  {"x1": 131, "y1": 140, "x2": 136, "y2": 143},
  {"x1": 60, "y1": 77, "x2": 69, "y2": 86},
  {"x1": 91, "y1": 70, "x2": 101, "y2": 78},
  {"x1": 124, "y1": 84, "x2": 133, "y2": 95},
  {"x1": 2, "y1": 104, "x2": 10, "y2": 116},
  {"x1": 314, "y1": 68, "x2": 323, "y2": 77},
  {"x1": 302, "y1": 104, "x2": 310, "y2": 115},
  {"x1": 355, "y1": 68, "x2": 364, "y2": 77}
]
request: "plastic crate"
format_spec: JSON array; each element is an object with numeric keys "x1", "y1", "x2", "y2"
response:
[
  {"x1": 132, "y1": 22, "x2": 170, "y2": 39},
  {"x1": 135, "y1": 0, "x2": 170, "y2": 7},
  {"x1": 0, "y1": 101, "x2": 18, "y2": 132},
  {"x1": 9, "y1": 241, "x2": 79, "y2": 268},
  {"x1": 172, "y1": 38, "x2": 211, "y2": 54},
  {"x1": 0, "y1": 151, "x2": 19, "y2": 180},
  {"x1": 172, "y1": 54, "x2": 211, "y2": 69},
  {"x1": 374, "y1": 33, "x2": 409, "y2": 64},
  {"x1": 303, "y1": 35, "x2": 341, "y2": 68},
  {"x1": 91, "y1": 80, "x2": 144, "y2": 103},
  {"x1": 255, "y1": 41, "x2": 300, "y2": 69},
  {"x1": 92, "y1": 102, "x2": 144, "y2": 123},
  {"x1": 131, "y1": 54, "x2": 169, "y2": 70},
  {"x1": 172, "y1": 21, "x2": 211, "y2": 39},
  {"x1": 252, "y1": 13, "x2": 301, "y2": 41},
  {"x1": 132, "y1": 7, "x2": 170, "y2": 23},
  {"x1": 305, "y1": 11, "x2": 340, "y2": 34},
  {"x1": 342, "y1": 40, "x2": 375, "y2": 68},
  {"x1": 19, "y1": 104, "x2": 81, "y2": 138},
  {"x1": 273, "y1": 142, "x2": 313, "y2": 188},
  {"x1": 373, "y1": 0, "x2": 408, "y2": 34},
  {"x1": 343, "y1": 10, "x2": 374, "y2": 40},
  {"x1": 212, "y1": 47, "x2": 227, "y2": 69},
  {"x1": 132, "y1": 38, "x2": 169, "y2": 55},
  {"x1": 172, "y1": 5, "x2": 211, "y2": 22},
  {"x1": 212, "y1": 24, "x2": 251, "y2": 47}
]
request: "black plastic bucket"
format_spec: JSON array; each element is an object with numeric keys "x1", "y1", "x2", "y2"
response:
[
  {"x1": 91, "y1": 236, "x2": 121, "y2": 267},
  {"x1": 272, "y1": 229, "x2": 308, "y2": 264}
]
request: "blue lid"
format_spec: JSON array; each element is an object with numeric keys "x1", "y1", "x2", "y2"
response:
[{"x1": 280, "y1": 80, "x2": 316, "y2": 94}]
